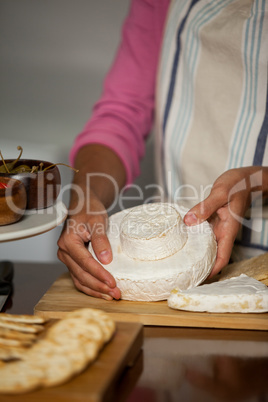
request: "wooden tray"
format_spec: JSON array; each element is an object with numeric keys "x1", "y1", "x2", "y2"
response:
[
  {"x1": 1, "y1": 321, "x2": 143, "y2": 402},
  {"x1": 34, "y1": 273, "x2": 268, "y2": 331}
]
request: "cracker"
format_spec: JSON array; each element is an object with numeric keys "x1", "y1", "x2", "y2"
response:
[
  {"x1": 82, "y1": 339, "x2": 100, "y2": 362},
  {"x1": 0, "y1": 345, "x2": 27, "y2": 361},
  {"x1": 0, "y1": 320, "x2": 44, "y2": 334},
  {"x1": 0, "y1": 308, "x2": 116, "y2": 394},
  {"x1": 0, "y1": 327, "x2": 37, "y2": 342},
  {"x1": 88, "y1": 310, "x2": 116, "y2": 342},
  {"x1": 47, "y1": 315, "x2": 104, "y2": 345},
  {"x1": 50, "y1": 340, "x2": 89, "y2": 374},
  {"x1": 0, "y1": 313, "x2": 45, "y2": 324},
  {"x1": 0, "y1": 338, "x2": 32, "y2": 348},
  {"x1": 0, "y1": 360, "x2": 44, "y2": 394},
  {"x1": 68, "y1": 308, "x2": 116, "y2": 343},
  {"x1": 25, "y1": 339, "x2": 75, "y2": 387}
]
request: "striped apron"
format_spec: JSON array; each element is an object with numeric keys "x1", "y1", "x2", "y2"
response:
[{"x1": 155, "y1": 0, "x2": 268, "y2": 258}]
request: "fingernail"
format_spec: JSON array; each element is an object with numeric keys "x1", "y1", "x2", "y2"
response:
[
  {"x1": 105, "y1": 281, "x2": 113, "y2": 288},
  {"x1": 99, "y1": 250, "x2": 111, "y2": 263},
  {"x1": 101, "y1": 293, "x2": 113, "y2": 301},
  {"x1": 184, "y1": 212, "x2": 198, "y2": 226},
  {"x1": 108, "y1": 291, "x2": 116, "y2": 299}
]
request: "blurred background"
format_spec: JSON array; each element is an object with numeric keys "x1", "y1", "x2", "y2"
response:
[{"x1": 0, "y1": 0, "x2": 155, "y2": 262}]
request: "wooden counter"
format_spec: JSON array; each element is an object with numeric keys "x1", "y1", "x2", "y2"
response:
[{"x1": 2, "y1": 262, "x2": 268, "y2": 402}]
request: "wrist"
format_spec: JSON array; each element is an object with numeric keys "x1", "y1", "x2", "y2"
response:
[{"x1": 72, "y1": 144, "x2": 126, "y2": 207}]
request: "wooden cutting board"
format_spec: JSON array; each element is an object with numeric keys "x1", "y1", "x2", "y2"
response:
[
  {"x1": 1, "y1": 321, "x2": 143, "y2": 402},
  {"x1": 34, "y1": 273, "x2": 268, "y2": 331}
]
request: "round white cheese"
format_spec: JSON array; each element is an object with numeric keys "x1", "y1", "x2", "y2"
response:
[
  {"x1": 89, "y1": 203, "x2": 217, "y2": 301},
  {"x1": 120, "y1": 203, "x2": 187, "y2": 261},
  {"x1": 168, "y1": 274, "x2": 268, "y2": 313}
]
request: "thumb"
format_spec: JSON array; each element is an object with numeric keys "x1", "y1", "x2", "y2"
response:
[{"x1": 184, "y1": 189, "x2": 226, "y2": 226}]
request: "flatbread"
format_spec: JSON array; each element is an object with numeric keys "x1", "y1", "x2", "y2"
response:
[{"x1": 218, "y1": 253, "x2": 268, "y2": 285}]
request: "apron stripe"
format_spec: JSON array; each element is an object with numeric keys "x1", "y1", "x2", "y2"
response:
[
  {"x1": 159, "y1": 0, "x2": 189, "y2": 110},
  {"x1": 241, "y1": 84, "x2": 268, "y2": 249},
  {"x1": 169, "y1": 0, "x2": 234, "y2": 195},
  {"x1": 253, "y1": 85, "x2": 268, "y2": 166},
  {"x1": 237, "y1": 0, "x2": 267, "y2": 248},
  {"x1": 239, "y1": 0, "x2": 265, "y2": 167},
  {"x1": 162, "y1": 0, "x2": 200, "y2": 136},
  {"x1": 228, "y1": 0, "x2": 266, "y2": 169},
  {"x1": 161, "y1": 0, "x2": 200, "y2": 195}
]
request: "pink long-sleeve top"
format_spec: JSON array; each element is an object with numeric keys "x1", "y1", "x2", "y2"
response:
[{"x1": 69, "y1": 0, "x2": 170, "y2": 185}]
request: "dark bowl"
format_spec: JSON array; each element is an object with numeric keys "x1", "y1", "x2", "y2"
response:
[
  {"x1": 0, "y1": 159, "x2": 61, "y2": 210},
  {"x1": 0, "y1": 177, "x2": 27, "y2": 225}
]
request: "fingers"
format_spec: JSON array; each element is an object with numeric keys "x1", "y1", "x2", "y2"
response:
[
  {"x1": 65, "y1": 210, "x2": 113, "y2": 265},
  {"x1": 90, "y1": 229, "x2": 113, "y2": 265},
  {"x1": 184, "y1": 167, "x2": 254, "y2": 227},
  {"x1": 70, "y1": 273, "x2": 113, "y2": 301},
  {"x1": 65, "y1": 250, "x2": 120, "y2": 299},
  {"x1": 184, "y1": 186, "x2": 228, "y2": 226},
  {"x1": 183, "y1": 169, "x2": 254, "y2": 278},
  {"x1": 57, "y1": 218, "x2": 121, "y2": 300},
  {"x1": 58, "y1": 233, "x2": 113, "y2": 286},
  {"x1": 208, "y1": 232, "x2": 234, "y2": 277},
  {"x1": 208, "y1": 199, "x2": 242, "y2": 277},
  {"x1": 183, "y1": 187, "x2": 233, "y2": 276},
  {"x1": 58, "y1": 241, "x2": 121, "y2": 300}
]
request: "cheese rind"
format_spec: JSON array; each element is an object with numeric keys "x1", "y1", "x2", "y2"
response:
[
  {"x1": 168, "y1": 274, "x2": 268, "y2": 313},
  {"x1": 120, "y1": 203, "x2": 187, "y2": 261},
  {"x1": 89, "y1": 203, "x2": 217, "y2": 301}
]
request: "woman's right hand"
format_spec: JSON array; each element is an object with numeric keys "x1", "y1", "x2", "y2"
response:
[{"x1": 57, "y1": 190, "x2": 121, "y2": 301}]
